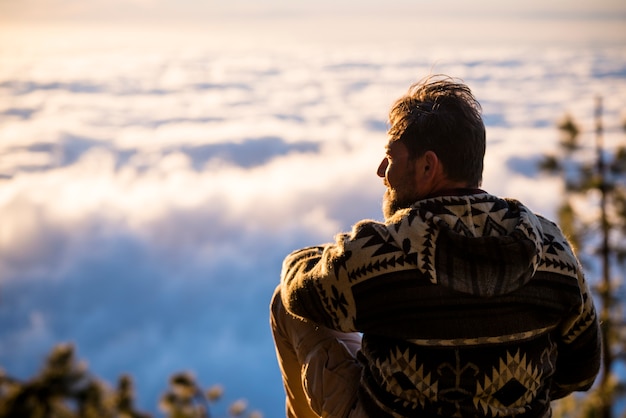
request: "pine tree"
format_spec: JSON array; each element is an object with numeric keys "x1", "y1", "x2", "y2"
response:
[
  {"x1": 0, "y1": 343, "x2": 120, "y2": 418},
  {"x1": 540, "y1": 98, "x2": 626, "y2": 418},
  {"x1": 0, "y1": 343, "x2": 263, "y2": 418}
]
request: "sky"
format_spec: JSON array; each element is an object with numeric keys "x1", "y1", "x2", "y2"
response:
[
  {"x1": 2, "y1": 0, "x2": 626, "y2": 41},
  {"x1": 2, "y1": 0, "x2": 626, "y2": 21},
  {"x1": 0, "y1": 1, "x2": 625, "y2": 417}
]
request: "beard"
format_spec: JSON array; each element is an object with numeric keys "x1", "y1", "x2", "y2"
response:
[
  {"x1": 381, "y1": 160, "x2": 420, "y2": 221},
  {"x1": 382, "y1": 187, "x2": 419, "y2": 221}
]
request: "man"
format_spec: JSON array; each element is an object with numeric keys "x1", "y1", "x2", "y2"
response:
[{"x1": 270, "y1": 75, "x2": 601, "y2": 417}]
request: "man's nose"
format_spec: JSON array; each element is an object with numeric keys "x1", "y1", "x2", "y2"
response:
[{"x1": 377, "y1": 158, "x2": 388, "y2": 178}]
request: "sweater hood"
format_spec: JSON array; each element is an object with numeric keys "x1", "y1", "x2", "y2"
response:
[{"x1": 388, "y1": 193, "x2": 545, "y2": 297}]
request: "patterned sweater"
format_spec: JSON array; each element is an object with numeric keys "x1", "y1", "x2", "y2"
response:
[{"x1": 280, "y1": 192, "x2": 601, "y2": 417}]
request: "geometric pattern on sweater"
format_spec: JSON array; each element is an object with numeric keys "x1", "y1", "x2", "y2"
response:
[
  {"x1": 562, "y1": 309, "x2": 598, "y2": 345},
  {"x1": 374, "y1": 346, "x2": 438, "y2": 409},
  {"x1": 359, "y1": 224, "x2": 418, "y2": 273},
  {"x1": 537, "y1": 232, "x2": 577, "y2": 274},
  {"x1": 370, "y1": 340, "x2": 556, "y2": 418},
  {"x1": 390, "y1": 194, "x2": 545, "y2": 293},
  {"x1": 313, "y1": 222, "x2": 421, "y2": 329},
  {"x1": 534, "y1": 216, "x2": 598, "y2": 344},
  {"x1": 406, "y1": 325, "x2": 556, "y2": 347},
  {"x1": 289, "y1": 193, "x2": 582, "y2": 332},
  {"x1": 475, "y1": 349, "x2": 549, "y2": 416}
]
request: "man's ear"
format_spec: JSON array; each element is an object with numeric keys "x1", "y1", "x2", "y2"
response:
[{"x1": 420, "y1": 151, "x2": 440, "y2": 180}]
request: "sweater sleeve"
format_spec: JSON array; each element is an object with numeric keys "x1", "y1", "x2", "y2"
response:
[
  {"x1": 279, "y1": 245, "x2": 338, "y2": 328},
  {"x1": 550, "y1": 265, "x2": 602, "y2": 399},
  {"x1": 280, "y1": 220, "x2": 388, "y2": 332}
]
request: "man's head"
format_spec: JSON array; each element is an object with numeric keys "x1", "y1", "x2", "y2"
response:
[{"x1": 377, "y1": 75, "x2": 486, "y2": 219}]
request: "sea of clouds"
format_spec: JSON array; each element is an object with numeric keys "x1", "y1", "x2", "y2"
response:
[{"x1": 0, "y1": 22, "x2": 625, "y2": 417}]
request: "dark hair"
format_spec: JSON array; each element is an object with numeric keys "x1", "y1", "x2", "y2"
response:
[{"x1": 388, "y1": 75, "x2": 486, "y2": 187}]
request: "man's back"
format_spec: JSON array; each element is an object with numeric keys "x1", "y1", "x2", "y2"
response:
[{"x1": 281, "y1": 192, "x2": 600, "y2": 417}]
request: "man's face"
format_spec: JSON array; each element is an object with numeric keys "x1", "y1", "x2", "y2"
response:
[{"x1": 377, "y1": 139, "x2": 420, "y2": 220}]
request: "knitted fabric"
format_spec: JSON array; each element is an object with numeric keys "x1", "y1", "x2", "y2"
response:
[{"x1": 280, "y1": 193, "x2": 600, "y2": 417}]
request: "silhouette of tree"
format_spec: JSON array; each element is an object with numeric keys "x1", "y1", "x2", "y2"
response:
[
  {"x1": 0, "y1": 343, "x2": 262, "y2": 418},
  {"x1": 159, "y1": 372, "x2": 262, "y2": 418},
  {"x1": 540, "y1": 98, "x2": 626, "y2": 418},
  {"x1": 0, "y1": 343, "x2": 122, "y2": 418}
]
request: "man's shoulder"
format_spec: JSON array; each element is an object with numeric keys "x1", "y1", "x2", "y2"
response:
[
  {"x1": 531, "y1": 214, "x2": 582, "y2": 272},
  {"x1": 348, "y1": 218, "x2": 389, "y2": 239},
  {"x1": 534, "y1": 214, "x2": 573, "y2": 244}
]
